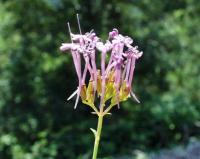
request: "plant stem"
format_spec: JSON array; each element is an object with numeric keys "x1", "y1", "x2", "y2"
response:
[{"x1": 92, "y1": 114, "x2": 104, "y2": 159}]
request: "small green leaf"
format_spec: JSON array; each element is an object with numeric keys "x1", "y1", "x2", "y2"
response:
[{"x1": 90, "y1": 128, "x2": 97, "y2": 137}]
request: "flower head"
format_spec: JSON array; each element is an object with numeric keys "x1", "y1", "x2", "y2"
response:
[{"x1": 60, "y1": 21, "x2": 142, "y2": 110}]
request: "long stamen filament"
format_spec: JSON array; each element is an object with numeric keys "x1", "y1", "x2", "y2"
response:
[{"x1": 76, "y1": 14, "x2": 82, "y2": 35}]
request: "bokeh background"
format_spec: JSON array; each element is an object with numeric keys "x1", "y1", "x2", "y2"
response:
[{"x1": 0, "y1": 0, "x2": 200, "y2": 159}]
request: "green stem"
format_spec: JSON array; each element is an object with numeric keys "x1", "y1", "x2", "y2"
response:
[
  {"x1": 103, "y1": 104, "x2": 114, "y2": 116},
  {"x1": 92, "y1": 114, "x2": 104, "y2": 159}
]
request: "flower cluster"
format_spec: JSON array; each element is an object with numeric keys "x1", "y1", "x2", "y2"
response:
[{"x1": 60, "y1": 24, "x2": 142, "y2": 111}]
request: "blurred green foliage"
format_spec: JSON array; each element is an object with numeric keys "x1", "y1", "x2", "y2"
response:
[{"x1": 0, "y1": 0, "x2": 200, "y2": 158}]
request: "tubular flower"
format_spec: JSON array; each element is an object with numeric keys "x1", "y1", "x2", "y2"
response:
[{"x1": 60, "y1": 26, "x2": 142, "y2": 110}]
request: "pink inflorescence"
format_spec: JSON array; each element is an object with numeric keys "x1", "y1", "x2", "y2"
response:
[{"x1": 60, "y1": 16, "x2": 143, "y2": 109}]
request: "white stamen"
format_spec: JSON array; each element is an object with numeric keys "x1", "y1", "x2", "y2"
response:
[
  {"x1": 90, "y1": 29, "x2": 94, "y2": 33},
  {"x1": 67, "y1": 88, "x2": 78, "y2": 101},
  {"x1": 76, "y1": 14, "x2": 82, "y2": 34},
  {"x1": 67, "y1": 22, "x2": 73, "y2": 44},
  {"x1": 74, "y1": 89, "x2": 80, "y2": 109},
  {"x1": 130, "y1": 90, "x2": 140, "y2": 103}
]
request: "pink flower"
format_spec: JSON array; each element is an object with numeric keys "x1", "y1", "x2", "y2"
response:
[{"x1": 60, "y1": 24, "x2": 142, "y2": 109}]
